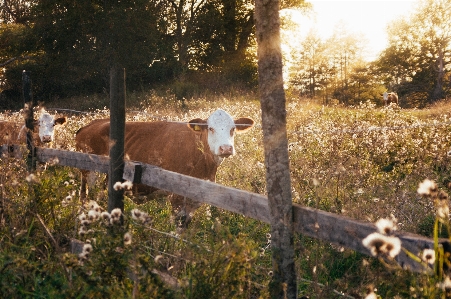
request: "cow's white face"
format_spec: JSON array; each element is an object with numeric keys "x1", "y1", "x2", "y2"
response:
[
  {"x1": 383, "y1": 92, "x2": 388, "y2": 101},
  {"x1": 37, "y1": 112, "x2": 67, "y2": 143},
  {"x1": 188, "y1": 109, "x2": 254, "y2": 162},
  {"x1": 206, "y1": 109, "x2": 237, "y2": 158}
]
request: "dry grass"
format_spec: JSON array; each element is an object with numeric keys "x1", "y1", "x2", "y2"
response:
[{"x1": 1, "y1": 92, "x2": 451, "y2": 298}]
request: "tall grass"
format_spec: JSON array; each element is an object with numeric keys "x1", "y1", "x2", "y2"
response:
[{"x1": 1, "y1": 92, "x2": 451, "y2": 298}]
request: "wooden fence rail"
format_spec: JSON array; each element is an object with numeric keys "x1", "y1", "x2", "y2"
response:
[{"x1": 4, "y1": 145, "x2": 449, "y2": 273}]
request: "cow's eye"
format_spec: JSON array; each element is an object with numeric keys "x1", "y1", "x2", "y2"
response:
[{"x1": 230, "y1": 128, "x2": 235, "y2": 136}]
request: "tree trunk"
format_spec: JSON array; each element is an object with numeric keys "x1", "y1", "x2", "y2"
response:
[{"x1": 254, "y1": 1, "x2": 297, "y2": 298}]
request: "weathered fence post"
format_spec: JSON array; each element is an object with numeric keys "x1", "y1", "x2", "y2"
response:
[
  {"x1": 107, "y1": 66, "x2": 126, "y2": 213},
  {"x1": 22, "y1": 70, "x2": 35, "y2": 171},
  {"x1": 255, "y1": 1, "x2": 297, "y2": 298}
]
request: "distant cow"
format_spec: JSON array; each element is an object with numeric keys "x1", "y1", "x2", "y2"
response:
[
  {"x1": 383, "y1": 92, "x2": 398, "y2": 106},
  {"x1": 76, "y1": 109, "x2": 254, "y2": 227},
  {"x1": 0, "y1": 109, "x2": 67, "y2": 157}
]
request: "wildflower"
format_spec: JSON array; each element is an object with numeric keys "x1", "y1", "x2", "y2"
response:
[
  {"x1": 80, "y1": 219, "x2": 90, "y2": 227},
  {"x1": 375, "y1": 218, "x2": 397, "y2": 235},
  {"x1": 417, "y1": 179, "x2": 437, "y2": 196},
  {"x1": 362, "y1": 232, "x2": 402, "y2": 258},
  {"x1": 110, "y1": 208, "x2": 122, "y2": 224},
  {"x1": 25, "y1": 174, "x2": 38, "y2": 183},
  {"x1": 421, "y1": 249, "x2": 436, "y2": 265},
  {"x1": 78, "y1": 252, "x2": 88, "y2": 260},
  {"x1": 268, "y1": 271, "x2": 273, "y2": 277},
  {"x1": 101, "y1": 211, "x2": 111, "y2": 221},
  {"x1": 364, "y1": 291, "x2": 377, "y2": 299},
  {"x1": 87, "y1": 210, "x2": 100, "y2": 221},
  {"x1": 113, "y1": 181, "x2": 122, "y2": 191},
  {"x1": 79, "y1": 213, "x2": 87, "y2": 222},
  {"x1": 124, "y1": 232, "x2": 132, "y2": 245},
  {"x1": 65, "y1": 195, "x2": 72, "y2": 202},
  {"x1": 122, "y1": 180, "x2": 133, "y2": 190},
  {"x1": 437, "y1": 201, "x2": 450, "y2": 220},
  {"x1": 87, "y1": 200, "x2": 100, "y2": 212},
  {"x1": 78, "y1": 225, "x2": 88, "y2": 236},
  {"x1": 64, "y1": 181, "x2": 70, "y2": 186},
  {"x1": 82, "y1": 243, "x2": 93, "y2": 254},
  {"x1": 131, "y1": 209, "x2": 142, "y2": 220},
  {"x1": 131, "y1": 208, "x2": 151, "y2": 225},
  {"x1": 111, "y1": 208, "x2": 122, "y2": 219},
  {"x1": 438, "y1": 276, "x2": 451, "y2": 292}
]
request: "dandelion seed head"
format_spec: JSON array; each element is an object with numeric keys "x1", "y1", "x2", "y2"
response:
[
  {"x1": 124, "y1": 232, "x2": 132, "y2": 245},
  {"x1": 87, "y1": 210, "x2": 100, "y2": 221},
  {"x1": 131, "y1": 208, "x2": 142, "y2": 220},
  {"x1": 101, "y1": 211, "x2": 111, "y2": 221},
  {"x1": 417, "y1": 179, "x2": 437, "y2": 196},
  {"x1": 111, "y1": 208, "x2": 122, "y2": 219},
  {"x1": 375, "y1": 218, "x2": 397, "y2": 235},
  {"x1": 83, "y1": 243, "x2": 93, "y2": 254},
  {"x1": 122, "y1": 180, "x2": 133, "y2": 190},
  {"x1": 113, "y1": 181, "x2": 122, "y2": 191},
  {"x1": 79, "y1": 213, "x2": 87, "y2": 222},
  {"x1": 422, "y1": 249, "x2": 436, "y2": 265}
]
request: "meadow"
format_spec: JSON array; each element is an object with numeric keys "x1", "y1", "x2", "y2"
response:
[{"x1": 1, "y1": 90, "x2": 451, "y2": 298}]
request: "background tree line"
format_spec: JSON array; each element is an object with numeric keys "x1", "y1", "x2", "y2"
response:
[
  {"x1": 0, "y1": 0, "x2": 450, "y2": 108},
  {"x1": 287, "y1": 0, "x2": 450, "y2": 107}
]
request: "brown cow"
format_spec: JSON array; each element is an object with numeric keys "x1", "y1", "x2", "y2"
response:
[
  {"x1": 383, "y1": 92, "x2": 398, "y2": 106},
  {"x1": 0, "y1": 110, "x2": 67, "y2": 157},
  {"x1": 76, "y1": 109, "x2": 254, "y2": 227}
]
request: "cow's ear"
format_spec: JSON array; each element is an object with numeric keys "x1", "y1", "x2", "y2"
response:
[
  {"x1": 188, "y1": 118, "x2": 207, "y2": 132},
  {"x1": 234, "y1": 118, "x2": 254, "y2": 133},
  {"x1": 54, "y1": 117, "x2": 67, "y2": 126}
]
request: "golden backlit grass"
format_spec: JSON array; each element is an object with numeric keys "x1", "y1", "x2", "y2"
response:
[{"x1": 1, "y1": 91, "x2": 451, "y2": 298}]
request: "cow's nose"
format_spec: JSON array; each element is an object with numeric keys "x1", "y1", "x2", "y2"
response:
[
  {"x1": 218, "y1": 145, "x2": 233, "y2": 157},
  {"x1": 41, "y1": 135, "x2": 52, "y2": 143}
]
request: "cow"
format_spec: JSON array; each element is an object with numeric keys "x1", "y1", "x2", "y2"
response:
[
  {"x1": 383, "y1": 92, "x2": 398, "y2": 106},
  {"x1": 76, "y1": 109, "x2": 254, "y2": 227},
  {"x1": 0, "y1": 109, "x2": 67, "y2": 157}
]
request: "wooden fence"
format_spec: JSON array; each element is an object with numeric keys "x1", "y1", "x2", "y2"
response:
[{"x1": 1, "y1": 145, "x2": 438, "y2": 273}]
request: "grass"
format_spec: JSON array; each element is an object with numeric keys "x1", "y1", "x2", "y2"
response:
[{"x1": 1, "y1": 91, "x2": 451, "y2": 298}]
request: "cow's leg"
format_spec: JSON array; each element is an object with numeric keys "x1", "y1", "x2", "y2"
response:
[{"x1": 169, "y1": 194, "x2": 202, "y2": 229}]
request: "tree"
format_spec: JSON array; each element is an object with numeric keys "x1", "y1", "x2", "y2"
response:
[
  {"x1": 255, "y1": 0, "x2": 297, "y2": 298},
  {"x1": 375, "y1": 0, "x2": 451, "y2": 105}
]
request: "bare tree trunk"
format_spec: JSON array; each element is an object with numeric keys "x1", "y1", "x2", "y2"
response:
[
  {"x1": 254, "y1": 1, "x2": 297, "y2": 298},
  {"x1": 432, "y1": 46, "x2": 445, "y2": 102}
]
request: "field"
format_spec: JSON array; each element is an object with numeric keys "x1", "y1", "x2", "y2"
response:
[{"x1": 1, "y1": 90, "x2": 451, "y2": 298}]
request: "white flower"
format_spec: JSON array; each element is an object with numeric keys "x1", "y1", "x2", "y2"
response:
[
  {"x1": 421, "y1": 249, "x2": 436, "y2": 265},
  {"x1": 375, "y1": 218, "x2": 397, "y2": 235},
  {"x1": 362, "y1": 232, "x2": 402, "y2": 258},
  {"x1": 124, "y1": 232, "x2": 132, "y2": 245},
  {"x1": 417, "y1": 179, "x2": 437, "y2": 196}
]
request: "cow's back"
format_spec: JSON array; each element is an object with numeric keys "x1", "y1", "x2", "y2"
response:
[
  {"x1": 0, "y1": 121, "x2": 25, "y2": 144},
  {"x1": 125, "y1": 121, "x2": 217, "y2": 181},
  {"x1": 76, "y1": 119, "x2": 111, "y2": 155}
]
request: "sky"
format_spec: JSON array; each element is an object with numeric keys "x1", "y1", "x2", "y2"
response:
[{"x1": 294, "y1": 0, "x2": 418, "y2": 60}]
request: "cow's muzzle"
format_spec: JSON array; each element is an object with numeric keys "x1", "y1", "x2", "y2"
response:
[
  {"x1": 218, "y1": 145, "x2": 234, "y2": 157},
  {"x1": 41, "y1": 135, "x2": 53, "y2": 143}
]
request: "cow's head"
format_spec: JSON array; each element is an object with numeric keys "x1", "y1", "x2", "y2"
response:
[
  {"x1": 383, "y1": 92, "x2": 389, "y2": 102},
  {"x1": 188, "y1": 109, "x2": 254, "y2": 160},
  {"x1": 36, "y1": 110, "x2": 67, "y2": 143}
]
